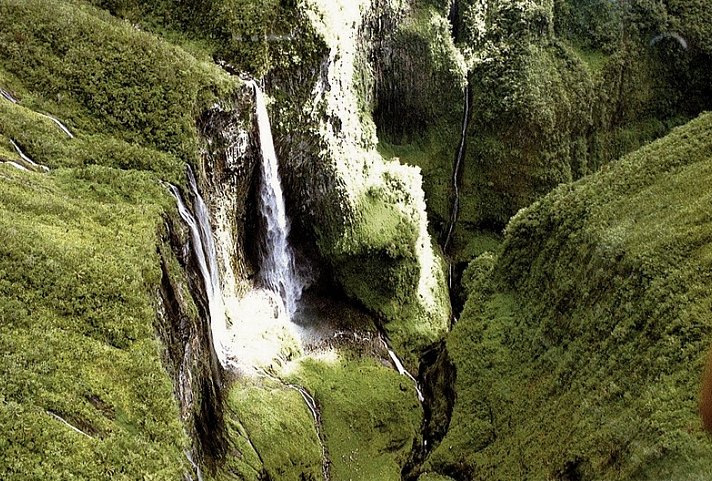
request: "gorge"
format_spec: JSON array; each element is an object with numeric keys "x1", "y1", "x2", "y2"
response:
[{"x1": 1, "y1": 1, "x2": 712, "y2": 481}]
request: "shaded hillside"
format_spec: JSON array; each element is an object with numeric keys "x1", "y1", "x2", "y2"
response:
[
  {"x1": 421, "y1": 112, "x2": 712, "y2": 480},
  {"x1": 377, "y1": 0, "x2": 712, "y2": 258}
]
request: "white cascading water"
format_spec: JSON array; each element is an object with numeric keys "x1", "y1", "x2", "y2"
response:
[
  {"x1": 10, "y1": 139, "x2": 49, "y2": 172},
  {"x1": 168, "y1": 171, "x2": 231, "y2": 368},
  {"x1": 40, "y1": 113, "x2": 74, "y2": 138},
  {"x1": 248, "y1": 80, "x2": 304, "y2": 319}
]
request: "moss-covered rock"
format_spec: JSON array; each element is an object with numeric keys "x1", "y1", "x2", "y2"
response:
[
  {"x1": 375, "y1": 0, "x2": 712, "y2": 261},
  {"x1": 288, "y1": 353, "x2": 423, "y2": 481},
  {"x1": 264, "y1": 0, "x2": 452, "y2": 364}
]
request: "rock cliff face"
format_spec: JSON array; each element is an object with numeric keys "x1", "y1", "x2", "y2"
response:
[
  {"x1": 195, "y1": 86, "x2": 258, "y2": 301},
  {"x1": 372, "y1": 0, "x2": 712, "y2": 255},
  {"x1": 157, "y1": 216, "x2": 229, "y2": 472}
]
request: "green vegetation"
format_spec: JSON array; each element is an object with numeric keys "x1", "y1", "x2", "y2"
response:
[
  {"x1": 376, "y1": 0, "x2": 712, "y2": 265},
  {"x1": 288, "y1": 353, "x2": 423, "y2": 481},
  {"x1": 0, "y1": 0, "x2": 236, "y2": 169},
  {"x1": 0, "y1": 166, "x2": 187, "y2": 479},
  {"x1": 379, "y1": 138, "x2": 453, "y2": 226},
  {"x1": 87, "y1": 0, "x2": 325, "y2": 79},
  {"x1": 226, "y1": 380, "x2": 322, "y2": 481},
  {"x1": 324, "y1": 156, "x2": 451, "y2": 365},
  {"x1": 425, "y1": 112, "x2": 712, "y2": 479},
  {"x1": 3, "y1": 0, "x2": 712, "y2": 480},
  {"x1": 0, "y1": 92, "x2": 183, "y2": 181},
  {"x1": 0, "y1": 1, "x2": 244, "y2": 477},
  {"x1": 417, "y1": 474, "x2": 455, "y2": 481},
  {"x1": 374, "y1": 4, "x2": 466, "y2": 235}
]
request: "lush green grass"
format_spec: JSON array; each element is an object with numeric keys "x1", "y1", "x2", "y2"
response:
[
  {"x1": 0, "y1": 3, "x2": 245, "y2": 477},
  {"x1": 0, "y1": 89, "x2": 183, "y2": 181},
  {"x1": 451, "y1": 228, "x2": 502, "y2": 264},
  {"x1": 287, "y1": 353, "x2": 423, "y2": 481},
  {"x1": 83, "y1": 0, "x2": 325, "y2": 80},
  {"x1": 207, "y1": 409, "x2": 263, "y2": 481},
  {"x1": 211, "y1": 348, "x2": 424, "y2": 481},
  {"x1": 226, "y1": 379, "x2": 322, "y2": 481},
  {"x1": 426, "y1": 112, "x2": 712, "y2": 479},
  {"x1": 0, "y1": 166, "x2": 188, "y2": 480},
  {"x1": 0, "y1": 0, "x2": 235, "y2": 168}
]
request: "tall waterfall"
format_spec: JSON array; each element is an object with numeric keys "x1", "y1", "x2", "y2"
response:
[
  {"x1": 248, "y1": 80, "x2": 304, "y2": 319},
  {"x1": 168, "y1": 170, "x2": 231, "y2": 368},
  {"x1": 442, "y1": 84, "x2": 470, "y2": 255}
]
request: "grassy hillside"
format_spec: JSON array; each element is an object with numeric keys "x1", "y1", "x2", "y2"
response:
[
  {"x1": 0, "y1": 166, "x2": 189, "y2": 480},
  {"x1": 425, "y1": 112, "x2": 712, "y2": 480},
  {"x1": 0, "y1": 0, "x2": 234, "y2": 176},
  {"x1": 0, "y1": 1, "x2": 240, "y2": 478}
]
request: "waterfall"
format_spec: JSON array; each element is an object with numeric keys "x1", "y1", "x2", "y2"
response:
[
  {"x1": 9, "y1": 139, "x2": 49, "y2": 172},
  {"x1": 168, "y1": 171, "x2": 231, "y2": 368},
  {"x1": 0, "y1": 87, "x2": 18, "y2": 103},
  {"x1": 40, "y1": 113, "x2": 74, "y2": 138},
  {"x1": 379, "y1": 336, "x2": 424, "y2": 402},
  {"x1": 442, "y1": 84, "x2": 470, "y2": 255},
  {"x1": 248, "y1": 80, "x2": 304, "y2": 319},
  {"x1": 3, "y1": 161, "x2": 29, "y2": 172}
]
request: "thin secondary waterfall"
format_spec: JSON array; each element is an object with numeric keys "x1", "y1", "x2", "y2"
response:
[
  {"x1": 259, "y1": 369, "x2": 330, "y2": 481},
  {"x1": 442, "y1": 84, "x2": 470, "y2": 255},
  {"x1": 9, "y1": 139, "x2": 49, "y2": 172},
  {"x1": 3, "y1": 160, "x2": 29, "y2": 172},
  {"x1": 379, "y1": 336, "x2": 425, "y2": 402},
  {"x1": 1, "y1": 86, "x2": 73, "y2": 138},
  {"x1": 0, "y1": 87, "x2": 17, "y2": 103},
  {"x1": 248, "y1": 80, "x2": 304, "y2": 319},
  {"x1": 40, "y1": 113, "x2": 74, "y2": 138},
  {"x1": 168, "y1": 171, "x2": 231, "y2": 368}
]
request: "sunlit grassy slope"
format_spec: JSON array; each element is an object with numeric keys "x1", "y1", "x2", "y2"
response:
[
  {"x1": 0, "y1": 166, "x2": 189, "y2": 480},
  {"x1": 0, "y1": 0, "x2": 234, "y2": 178},
  {"x1": 0, "y1": 0, "x2": 238, "y2": 478},
  {"x1": 427, "y1": 112, "x2": 712, "y2": 480}
]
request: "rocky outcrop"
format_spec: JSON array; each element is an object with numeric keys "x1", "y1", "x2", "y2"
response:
[
  {"x1": 265, "y1": 0, "x2": 453, "y2": 364},
  {"x1": 194, "y1": 83, "x2": 259, "y2": 302},
  {"x1": 156, "y1": 212, "x2": 229, "y2": 473},
  {"x1": 362, "y1": 0, "x2": 712, "y2": 256}
]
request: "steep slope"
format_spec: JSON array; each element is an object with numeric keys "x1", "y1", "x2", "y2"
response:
[
  {"x1": 0, "y1": 0, "x2": 240, "y2": 478},
  {"x1": 0, "y1": 167, "x2": 189, "y2": 479},
  {"x1": 419, "y1": 112, "x2": 712, "y2": 480},
  {"x1": 377, "y1": 0, "x2": 712, "y2": 260}
]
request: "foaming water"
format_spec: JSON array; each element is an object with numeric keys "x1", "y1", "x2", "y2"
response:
[
  {"x1": 248, "y1": 80, "x2": 306, "y2": 319},
  {"x1": 168, "y1": 172, "x2": 231, "y2": 368}
]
